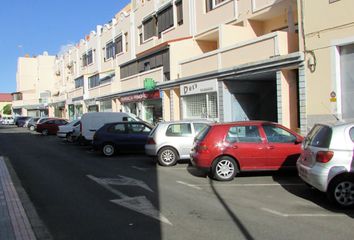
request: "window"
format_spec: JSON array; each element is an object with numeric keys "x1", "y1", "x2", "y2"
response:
[
  {"x1": 89, "y1": 74, "x2": 100, "y2": 88},
  {"x1": 124, "y1": 32, "x2": 129, "y2": 52},
  {"x1": 74, "y1": 76, "x2": 84, "y2": 89},
  {"x1": 263, "y1": 125, "x2": 297, "y2": 143},
  {"x1": 226, "y1": 126, "x2": 262, "y2": 143},
  {"x1": 176, "y1": 0, "x2": 183, "y2": 25},
  {"x1": 305, "y1": 125, "x2": 332, "y2": 148},
  {"x1": 340, "y1": 44, "x2": 354, "y2": 119},
  {"x1": 157, "y1": 5, "x2": 173, "y2": 37},
  {"x1": 206, "y1": 0, "x2": 226, "y2": 12},
  {"x1": 108, "y1": 123, "x2": 126, "y2": 133},
  {"x1": 143, "y1": 16, "x2": 157, "y2": 40},
  {"x1": 183, "y1": 93, "x2": 218, "y2": 119},
  {"x1": 82, "y1": 49, "x2": 93, "y2": 66},
  {"x1": 166, "y1": 123, "x2": 192, "y2": 137},
  {"x1": 138, "y1": 26, "x2": 143, "y2": 45},
  {"x1": 106, "y1": 41, "x2": 115, "y2": 60},
  {"x1": 193, "y1": 123, "x2": 209, "y2": 135},
  {"x1": 115, "y1": 35, "x2": 123, "y2": 55},
  {"x1": 128, "y1": 123, "x2": 151, "y2": 133}
]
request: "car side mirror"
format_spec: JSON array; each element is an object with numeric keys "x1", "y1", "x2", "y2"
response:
[{"x1": 295, "y1": 138, "x2": 303, "y2": 144}]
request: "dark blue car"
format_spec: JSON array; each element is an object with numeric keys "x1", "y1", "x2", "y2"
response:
[
  {"x1": 92, "y1": 121, "x2": 153, "y2": 157},
  {"x1": 14, "y1": 116, "x2": 31, "y2": 127}
]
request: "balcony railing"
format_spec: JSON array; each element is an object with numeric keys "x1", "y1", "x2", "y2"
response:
[
  {"x1": 121, "y1": 67, "x2": 164, "y2": 91},
  {"x1": 180, "y1": 31, "x2": 298, "y2": 78}
]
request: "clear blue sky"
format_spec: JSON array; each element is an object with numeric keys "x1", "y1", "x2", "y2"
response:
[{"x1": 0, "y1": 0, "x2": 130, "y2": 93}]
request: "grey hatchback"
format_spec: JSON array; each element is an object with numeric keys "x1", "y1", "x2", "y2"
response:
[{"x1": 145, "y1": 120, "x2": 212, "y2": 166}]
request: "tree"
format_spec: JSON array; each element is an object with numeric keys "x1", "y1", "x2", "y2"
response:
[{"x1": 2, "y1": 104, "x2": 12, "y2": 115}]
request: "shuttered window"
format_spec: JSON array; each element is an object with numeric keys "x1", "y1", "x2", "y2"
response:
[
  {"x1": 157, "y1": 5, "x2": 173, "y2": 37},
  {"x1": 176, "y1": 0, "x2": 183, "y2": 25},
  {"x1": 115, "y1": 35, "x2": 123, "y2": 54},
  {"x1": 143, "y1": 17, "x2": 156, "y2": 40},
  {"x1": 183, "y1": 93, "x2": 218, "y2": 119}
]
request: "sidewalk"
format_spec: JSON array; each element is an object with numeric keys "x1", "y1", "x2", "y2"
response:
[{"x1": 0, "y1": 156, "x2": 37, "y2": 240}]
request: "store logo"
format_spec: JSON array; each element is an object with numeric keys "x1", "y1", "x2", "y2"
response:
[{"x1": 183, "y1": 83, "x2": 198, "y2": 95}]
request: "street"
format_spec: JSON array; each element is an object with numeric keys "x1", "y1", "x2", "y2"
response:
[{"x1": 0, "y1": 125, "x2": 353, "y2": 240}]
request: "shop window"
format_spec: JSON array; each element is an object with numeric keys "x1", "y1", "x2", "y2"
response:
[
  {"x1": 183, "y1": 92, "x2": 218, "y2": 119},
  {"x1": 100, "y1": 100, "x2": 113, "y2": 112}
]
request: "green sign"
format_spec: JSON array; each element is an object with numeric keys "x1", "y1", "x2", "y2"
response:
[{"x1": 144, "y1": 78, "x2": 156, "y2": 91}]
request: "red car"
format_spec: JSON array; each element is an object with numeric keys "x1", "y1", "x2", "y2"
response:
[
  {"x1": 36, "y1": 118, "x2": 68, "y2": 135},
  {"x1": 190, "y1": 121, "x2": 303, "y2": 181}
]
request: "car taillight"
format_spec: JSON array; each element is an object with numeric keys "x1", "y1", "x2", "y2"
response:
[
  {"x1": 316, "y1": 151, "x2": 334, "y2": 163},
  {"x1": 146, "y1": 137, "x2": 155, "y2": 145},
  {"x1": 196, "y1": 142, "x2": 209, "y2": 153}
]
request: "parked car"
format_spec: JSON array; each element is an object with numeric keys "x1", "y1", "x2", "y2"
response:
[
  {"x1": 80, "y1": 112, "x2": 140, "y2": 143},
  {"x1": 57, "y1": 119, "x2": 81, "y2": 142},
  {"x1": 1, "y1": 116, "x2": 14, "y2": 125},
  {"x1": 14, "y1": 116, "x2": 31, "y2": 127},
  {"x1": 297, "y1": 121, "x2": 354, "y2": 208},
  {"x1": 190, "y1": 121, "x2": 303, "y2": 181},
  {"x1": 145, "y1": 120, "x2": 212, "y2": 166},
  {"x1": 26, "y1": 117, "x2": 40, "y2": 131},
  {"x1": 36, "y1": 118, "x2": 68, "y2": 135},
  {"x1": 93, "y1": 121, "x2": 153, "y2": 157}
]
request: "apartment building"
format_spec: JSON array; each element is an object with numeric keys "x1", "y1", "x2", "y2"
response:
[
  {"x1": 12, "y1": 53, "x2": 56, "y2": 117},
  {"x1": 298, "y1": 0, "x2": 354, "y2": 130},
  {"x1": 14, "y1": 0, "x2": 306, "y2": 131}
]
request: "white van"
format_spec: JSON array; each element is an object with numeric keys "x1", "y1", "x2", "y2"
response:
[{"x1": 80, "y1": 112, "x2": 140, "y2": 142}]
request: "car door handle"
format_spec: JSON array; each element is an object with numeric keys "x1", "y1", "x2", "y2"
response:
[
  {"x1": 267, "y1": 146, "x2": 275, "y2": 150},
  {"x1": 232, "y1": 145, "x2": 238, "y2": 149}
]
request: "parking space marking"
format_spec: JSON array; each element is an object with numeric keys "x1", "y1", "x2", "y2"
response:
[
  {"x1": 176, "y1": 181, "x2": 202, "y2": 190},
  {"x1": 261, "y1": 208, "x2": 346, "y2": 217},
  {"x1": 131, "y1": 166, "x2": 149, "y2": 171}
]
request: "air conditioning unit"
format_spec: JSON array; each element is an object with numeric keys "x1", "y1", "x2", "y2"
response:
[{"x1": 55, "y1": 70, "x2": 61, "y2": 76}]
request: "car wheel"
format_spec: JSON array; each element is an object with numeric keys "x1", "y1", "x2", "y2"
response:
[
  {"x1": 157, "y1": 147, "x2": 179, "y2": 166},
  {"x1": 42, "y1": 129, "x2": 49, "y2": 136},
  {"x1": 66, "y1": 133, "x2": 74, "y2": 143},
  {"x1": 102, "y1": 143, "x2": 115, "y2": 157},
  {"x1": 212, "y1": 156, "x2": 238, "y2": 181},
  {"x1": 29, "y1": 125, "x2": 35, "y2": 131},
  {"x1": 327, "y1": 176, "x2": 354, "y2": 208}
]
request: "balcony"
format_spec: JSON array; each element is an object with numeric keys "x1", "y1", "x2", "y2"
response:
[
  {"x1": 88, "y1": 83, "x2": 112, "y2": 98},
  {"x1": 67, "y1": 87, "x2": 84, "y2": 100},
  {"x1": 180, "y1": 31, "x2": 298, "y2": 78},
  {"x1": 121, "y1": 67, "x2": 164, "y2": 91}
]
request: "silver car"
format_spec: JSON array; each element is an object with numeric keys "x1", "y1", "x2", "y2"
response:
[
  {"x1": 297, "y1": 121, "x2": 354, "y2": 208},
  {"x1": 145, "y1": 120, "x2": 212, "y2": 166}
]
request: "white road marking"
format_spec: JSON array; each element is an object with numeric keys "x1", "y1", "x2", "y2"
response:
[
  {"x1": 87, "y1": 175, "x2": 172, "y2": 225},
  {"x1": 261, "y1": 208, "x2": 346, "y2": 217},
  {"x1": 176, "y1": 181, "x2": 202, "y2": 190}
]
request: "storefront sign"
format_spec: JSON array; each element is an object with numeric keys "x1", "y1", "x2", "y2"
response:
[
  {"x1": 180, "y1": 79, "x2": 217, "y2": 96},
  {"x1": 144, "y1": 78, "x2": 156, "y2": 91},
  {"x1": 119, "y1": 90, "x2": 160, "y2": 103}
]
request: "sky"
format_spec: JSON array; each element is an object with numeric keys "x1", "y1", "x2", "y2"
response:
[{"x1": 0, "y1": 0, "x2": 131, "y2": 93}]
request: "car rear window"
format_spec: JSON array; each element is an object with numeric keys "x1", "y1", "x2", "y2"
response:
[
  {"x1": 226, "y1": 125, "x2": 262, "y2": 143},
  {"x1": 193, "y1": 123, "x2": 209, "y2": 135},
  {"x1": 166, "y1": 123, "x2": 192, "y2": 137},
  {"x1": 306, "y1": 125, "x2": 332, "y2": 148},
  {"x1": 195, "y1": 125, "x2": 211, "y2": 141}
]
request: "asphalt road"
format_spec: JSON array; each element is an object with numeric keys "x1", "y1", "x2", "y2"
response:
[{"x1": 0, "y1": 125, "x2": 353, "y2": 240}]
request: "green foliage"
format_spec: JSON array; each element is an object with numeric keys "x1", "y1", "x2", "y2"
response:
[{"x1": 2, "y1": 104, "x2": 12, "y2": 115}]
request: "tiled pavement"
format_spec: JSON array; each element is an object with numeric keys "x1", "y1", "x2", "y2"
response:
[{"x1": 0, "y1": 156, "x2": 36, "y2": 240}]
